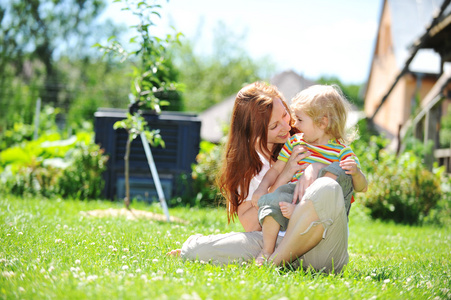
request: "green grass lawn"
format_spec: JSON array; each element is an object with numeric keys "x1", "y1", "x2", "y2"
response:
[{"x1": 1, "y1": 196, "x2": 450, "y2": 300}]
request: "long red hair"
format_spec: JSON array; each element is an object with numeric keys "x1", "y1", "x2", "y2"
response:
[{"x1": 217, "y1": 82, "x2": 295, "y2": 223}]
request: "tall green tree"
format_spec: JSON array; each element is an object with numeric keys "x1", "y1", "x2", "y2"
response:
[{"x1": 0, "y1": 0, "x2": 112, "y2": 131}]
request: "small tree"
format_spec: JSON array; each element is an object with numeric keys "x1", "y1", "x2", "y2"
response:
[{"x1": 96, "y1": 0, "x2": 181, "y2": 209}]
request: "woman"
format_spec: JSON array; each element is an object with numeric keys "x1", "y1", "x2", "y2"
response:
[{"x1": 169, "y1": 82, "x2": 352, "y2": 273}]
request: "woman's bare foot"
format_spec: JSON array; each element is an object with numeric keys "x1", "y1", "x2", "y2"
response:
[
  {"x1": 255, "y1": 250, "x2": 273, "y2": 266},
  {"x1": 166, "y1": 249, "x2": 181, "y2": 257},
  {"x1": 279, "y1": 202, "x2": 296, "y2": 219}
]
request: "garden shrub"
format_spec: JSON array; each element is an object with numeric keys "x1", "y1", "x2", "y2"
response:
[
  {"x1": 190, "y1": 140, "x2": 224, "y2": 207},
  {"x1": 356, "y1": 148, "x2": 444, "y2": 225},
  {"x1": 0, "y1": 131, "x2": 108, "y2": 199},
  {"x1": 57, "y1": 142, "x2": 108, "y2": 199}
]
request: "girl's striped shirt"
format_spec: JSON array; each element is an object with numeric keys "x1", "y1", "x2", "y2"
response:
[{"x1": 278, "y1": 133, "x2": 360, "y2": 182}]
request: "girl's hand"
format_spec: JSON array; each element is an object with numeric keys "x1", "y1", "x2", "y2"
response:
[{"x1": 339, "y1": 157, "x2": 359, "y2": 176}]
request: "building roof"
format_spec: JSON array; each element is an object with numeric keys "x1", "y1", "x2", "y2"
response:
[
  {"x1": 387, "y1": 0, "x2": 448, "y2": 73},
  {"x1": 198, "y1": 70, "x2": 316, "y2": 143}
]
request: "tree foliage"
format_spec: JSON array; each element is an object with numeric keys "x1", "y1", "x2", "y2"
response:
[
  {"x1": 96, "y1": 0, "x2": 181, "y2": 209},
  {"x1": 0, "y1": 0, "x2": 106, "y2": 106},
  {"x1": 172, "y1": 21, "x2": 275, "y2": 112},
  {"x1": 318, "y1": 76, "x2": 365, "y2": 109}
]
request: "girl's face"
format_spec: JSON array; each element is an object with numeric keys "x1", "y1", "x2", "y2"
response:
[
  {"x1": 267, "y1": 98, "x2": 291, "y2": 146},
  {"x1": 293, "y1": 110, "x2": 325, "y2": 144}
]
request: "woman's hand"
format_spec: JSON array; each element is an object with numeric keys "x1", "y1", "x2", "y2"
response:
[
  {"x1": 272, "y1": 146, "x2": 311, "y2": 190},
  {"x1": 291, "y1": 162, "x2": 327, "y2": 204},
  {"x1": 251, "y1": 189, "x2": 264, "y2": 208}
]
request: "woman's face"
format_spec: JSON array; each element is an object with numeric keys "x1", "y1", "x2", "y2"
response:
[{"x1": 267, "y1": 98, "x2": 291, "y2": 146}]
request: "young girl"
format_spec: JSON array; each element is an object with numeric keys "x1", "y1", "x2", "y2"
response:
[{"x1": 251, "y1": 84, "x2": 368, "y2": 265}]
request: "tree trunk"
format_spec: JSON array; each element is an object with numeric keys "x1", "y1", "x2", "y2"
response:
[{"x1": 124, "y1": 134, "x2": 131, "y2": 210}]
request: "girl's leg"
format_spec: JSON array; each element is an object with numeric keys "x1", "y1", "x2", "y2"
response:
[
  {"x1": 279, "y1": 202, "x2": 297, "y2": 219},
  {"x1": 255, "y1": 216, "x2": 280, "y2": 265}
]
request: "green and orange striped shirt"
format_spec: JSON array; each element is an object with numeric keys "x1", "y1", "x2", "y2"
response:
[{"x1": 278, "y1": 133, "x2": 360, "y2": 183}]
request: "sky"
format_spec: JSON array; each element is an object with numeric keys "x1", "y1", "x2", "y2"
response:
[{"x1": 104, "y1": 0, "x2": 382, "y2": 84}]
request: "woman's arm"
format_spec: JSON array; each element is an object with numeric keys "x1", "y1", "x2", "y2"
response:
[
  {"x1": 251, "y1": 160, "x2": 286, "y2": 207},
  {"x1": 237, "y1": 201, "x2": 261, "y2": 232}
]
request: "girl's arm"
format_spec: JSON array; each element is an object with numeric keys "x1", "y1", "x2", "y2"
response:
[{"x1": 339, "y1": 158, "x2": 368, "y2": 192}]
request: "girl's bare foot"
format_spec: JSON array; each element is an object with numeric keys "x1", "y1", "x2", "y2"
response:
[
  {"x1": 166, "y1": 249, "x2": 181, "y2": 257},
  {"x1": 255, "y1": 250, "x2": 273, "y2": 266},
  {"x1": 279, "y1": 202, "x2": 296, "y2": 219}
]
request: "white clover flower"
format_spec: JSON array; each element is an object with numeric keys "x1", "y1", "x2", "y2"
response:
[
  {"x1": 136, "y1": 269, "x2": 141, "y2": 273},
  {"x1": 75, "y1": 260, "x2": 81, "y2": 265},
  {"x1": 18, "y1": 287, "x2": 25, "y2": 292},
  {"x1": 121, "y1": 256, "x2": 127, "y2": 260},
  {"x1": 87, "y1": 275, "x2": 98, "y2": 281},
  {"x1": 112, "y1": 248, "x2": 118, "y2": 252},
  {"x1": 108, "y1": 245, "x2": 114, "y2": 249},
  {"x1": 40, "y1": 268, "x2": 46, "y2": 273},
  {"x1": 175, "y1": 241, "x2": 180, "y2": 246},
  {"x1": 122, "y1": 265, "x2": 129, "y2": 270},
  {"x1": 48, "y1": 266, "x2": 55, "y2": 272},
  {"x1": 55, "y1": 239, "x2": 62, "y2": 243},
  {"x1": 122, "y1": 248, "x2": 129, "y2": 252},
  {"x1": 63, "y1": 225, "x2": 68, "y2": 229},
  {"x1": 18, "y1": 232, "x2": 23, "y2": 235},
  {"x1": 152, "y1": 259, "x2": 158, "y2": 263},
  {"x1": 176, "y1": 269, "x2": 183, "y2": 275},
  {"x1": 2, "y1": 271, "x2": 15, "y2": 277},
  {"x1": 384, "y1": 279, "x2": 390, "y2": 284},
  {"x1": 6, "y1": 234, "x2": 11, "y2": 237}
]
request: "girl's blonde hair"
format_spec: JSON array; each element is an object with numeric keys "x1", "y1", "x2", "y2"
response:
[{"x1": 290, "y1": 84, "x2": 357, "y2": 144}]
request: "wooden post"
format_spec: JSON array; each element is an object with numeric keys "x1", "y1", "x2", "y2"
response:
[{"x1": 424, "y1": 105, "x2": 441, "y2": 169}]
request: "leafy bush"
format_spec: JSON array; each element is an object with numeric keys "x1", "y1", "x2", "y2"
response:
[
  {"x1": 355, "y1": 143, "x2": 444, "y2": 225},
  {"x1": 189, "y1": 141, "x2": 223, "y2": 207},
  {"x1": 0, "y1": 105, "x2": 63, "y2": 151},
  {"x1": 0, "y1": 131, "x2": 108, "y2": 199},
  {"x1": 57, "y1": 143, "x2": 108, "y2": 199}
]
